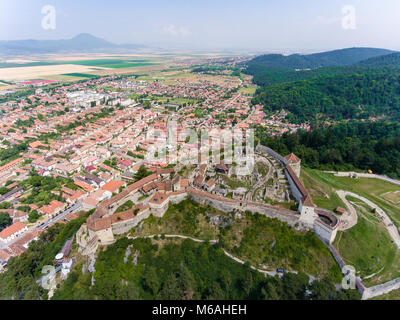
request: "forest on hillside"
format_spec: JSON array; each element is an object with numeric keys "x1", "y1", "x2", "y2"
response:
[
  {"x1": 357, "y1": 52, "x2": 400, "y2": 67},
  {"x1": 251, "y1": 72, "x2": 400, "y2": 123},
  {"x1": 52, "y1": 237, "x2": 359, "y2": 300},
  {"x1": 256, "y1": 122, "x2": 400, "y2": 178}
]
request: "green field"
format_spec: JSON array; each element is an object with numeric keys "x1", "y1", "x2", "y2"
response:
[
  {"x1": 0, "y1": 61, "x2": 55, "y2": 68},
  {"x1": 238, "y1": 86, "x2": 257, "y2": 95},
  {"x1": 302, "y1": 167, "x2": 400, "y2": 286},
  {"x1": 0, "y1": 59, "x2": 154, "y2": 69},
  {"x1": 62, "y1": 59, "x2": 150, "y2": 66},
  {"x1": 334, "y1": 208, "x2": 400, "y2": 286},
  {"x1": 301, "y1": 168, "x2": 346, "y2": 212},
  {"x1": 98, "y1": 62, "x2": 157, "y2": 69},
  {"x1": 62, "y1": 73, "x2": 100, "y2": 79},
  {"x1": 128, "y1": 199, "x2": 340, "y2": 280},
  {"x1": 302, "y1": 168, "x2": 400, "y2": 225},
  {"x1": 382, "y1": 191, "x2": 400, "y2": 204}
]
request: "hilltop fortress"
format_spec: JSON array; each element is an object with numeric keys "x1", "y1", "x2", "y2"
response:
[{"x1": 77, "y1": 145, "x2": 339, "y2": 256}]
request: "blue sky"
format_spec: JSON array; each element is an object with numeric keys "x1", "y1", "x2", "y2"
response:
[{"x1": 1, "y1": 0, "x2": 399, "y2": 52}]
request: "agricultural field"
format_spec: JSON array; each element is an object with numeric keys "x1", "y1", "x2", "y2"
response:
[
  {"x1": 0, "y1": 64, "x2": 108, "y2": 81},
  {"x1": 0, "y1": 54, "x2": 173, "y2": 82},
  {"x1": 62, "y1": 73, "x2": 101, "y2": 79}
]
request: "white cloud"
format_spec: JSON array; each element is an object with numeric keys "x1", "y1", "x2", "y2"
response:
[{"x1": 162, "y1": 24, "x2": 191, "y2": 37}]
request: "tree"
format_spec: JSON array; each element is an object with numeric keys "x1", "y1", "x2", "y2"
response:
[
  {"x1": 143, "y1": 266, "x2": 160, "y2": 296},
  {"x1": 0, "y1": 212, "x2": 11, "y2": 231},
  {"x1": 133, "y1": 165, "x2": 152, "y2": 182},
  {"x1": 261, "y1": 281, "x2": 281, "y2": 300},
  {"x1": 307, "y1": 278, "x2": 335, "y2": 300},
  {"x1": 158, "y1": 274, "x2": 182, "y2": 300}
]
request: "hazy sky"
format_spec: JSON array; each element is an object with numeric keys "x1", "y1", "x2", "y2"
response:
[{"x1": 1, "y1": 0, "x2": 399, "y2": 52}]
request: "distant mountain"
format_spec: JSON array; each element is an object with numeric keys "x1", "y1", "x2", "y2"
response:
[
  {"x1": 245, "y1": 47, "x2": 396, "y2": 70},
  {"x1": 0, "y1": 33, "x2": 145, "y2": 54},
  {"x1": 356, "y1": 52, "x2": 400, "y2": 66}
]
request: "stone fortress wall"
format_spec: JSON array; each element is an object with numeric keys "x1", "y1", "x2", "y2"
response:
[{"x1": 79, "y1": 144, "x2": 400, "y2": 299}]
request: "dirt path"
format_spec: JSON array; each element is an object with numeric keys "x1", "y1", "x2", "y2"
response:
[
  {"x1": 336, "y1": 190, "x2": 358, "y2": 231},
  {"x1": 336, "y1": 190, "x2": 400, "y2": 249},
  {"x1": 128, "y1": 233, "x2": 317, "y2": 283}
]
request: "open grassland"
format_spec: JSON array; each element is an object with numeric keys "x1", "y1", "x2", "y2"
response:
[
  {"x1": 333, "y1": 208, "x2": 400, "y2": 286},
  {"x1": 301, "y1": 168, "x2": 346, "y2": 212},
  {"x1": 96, "y1": 62, "x2": 157, "y2": 69},
  {"x1": 62, "y1": 73, "x2": 101, "y2": 79},
  {"x1": 238, "y1": 86, "x2": 257, "y2": 95},
  {"x1": 382, "y1": 191, "x2": 400, "y2": 204},
  {"x1": 302, "y1": 167, "x2": 400, "y2": 225}
]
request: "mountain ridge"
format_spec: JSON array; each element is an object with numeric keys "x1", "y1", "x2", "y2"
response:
[
  {"x1": 245, "y1": 47, "x2": 396, "y2": 70},
  {"x1": 0, "y1": 33, "x2": 146, "y2": 54}
]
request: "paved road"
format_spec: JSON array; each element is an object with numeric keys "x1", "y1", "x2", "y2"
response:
[
  {"x1": 33, "y1": 202, "x2": 82, "y2": 231},
  {"x1": 326, "y1": 171, "x2": 400, "y2": 187},
  {"x1": 0, "y1": 202, "x2": 81, "y2": 250}
]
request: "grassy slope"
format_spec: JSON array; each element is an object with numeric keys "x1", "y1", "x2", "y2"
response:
[
  {"x1": 302, "y1": 167, "x2": 400, "y2": 226},
  {"x1": 302, "y1": 167, "x2": 400, "y2": 286},
  {"x1": 220, "y1": 212, "x2": 341, "y2": 281},
  {"x1": 334, "y1": 208, "x2": 400, "y2": 286},
  {"x1": 301, "y1": 168, "x2": 346, "y2": 212},
  {"x1": 128, "y1": 199, "x2": 340, "y2": 280}
]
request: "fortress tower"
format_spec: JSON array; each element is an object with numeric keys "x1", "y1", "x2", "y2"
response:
[{"x1": 285, "y1": 153, "x2": 301, "y2": 177}]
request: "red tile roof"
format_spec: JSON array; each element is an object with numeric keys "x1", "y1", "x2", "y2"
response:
[{"x1": 0, "y1": 222, "x2": 26, "y2": 240}]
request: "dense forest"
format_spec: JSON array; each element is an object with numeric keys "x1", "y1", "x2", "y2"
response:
[
  {"x1": 251, "y1": 72, "x2": 400, "y2": 123},
  {"x1": 256, "y1": 121, "x2": 400, "y2": 178},
  {"x1": 246, "y1": 65, "x2": 400, "y2": 87},
  {"x1": 357, "y1": 52, "x2": 400, "y2": 67},
  {"x1": 244, "y1": 47, "x2": 393, "y2": 72},
  {"x1": 52, "y1": 237, "x2": 359, "y2": 300}
]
